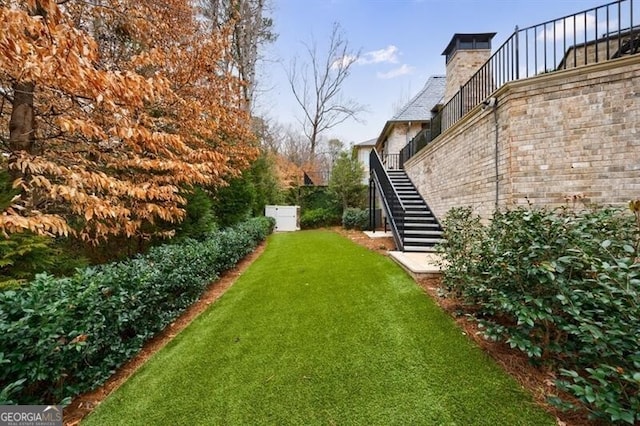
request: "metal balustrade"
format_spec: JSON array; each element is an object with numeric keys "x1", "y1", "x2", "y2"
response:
[{"x1": 399, "y1": 0, "x2": 638, "y2": 166}]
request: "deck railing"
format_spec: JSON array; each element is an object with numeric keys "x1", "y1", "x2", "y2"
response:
[{"x1": 399, "y1": 0, "x2": 638, "y2": 165}]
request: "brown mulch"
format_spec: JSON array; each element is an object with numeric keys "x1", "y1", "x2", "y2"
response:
[{"x1": 64, "y1": 229, "x2": 598, "y2": 425}]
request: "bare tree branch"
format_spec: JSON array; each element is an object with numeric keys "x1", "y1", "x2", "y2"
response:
[
  {"x1": 198, "y1": 0, "x2": 276, "y2": 113},
  {"x1": 286, "y1": 22, "x2": 367, "y2": 155}
]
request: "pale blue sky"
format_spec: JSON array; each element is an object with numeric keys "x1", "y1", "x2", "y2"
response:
[{"x1": 256, "y1": 0, "x2": 620, "y2": 144}]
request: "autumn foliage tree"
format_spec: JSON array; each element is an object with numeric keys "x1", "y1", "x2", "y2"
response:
[{"x1": 0, "y1": 0, "x2": 258, "y2": 243}]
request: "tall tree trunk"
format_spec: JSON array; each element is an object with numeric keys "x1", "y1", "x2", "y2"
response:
[
  {"x1": 9, "y1": 82, "x2": 35, "y2": 152},
  {"x1": 8, "y1": 82, "x2": 35, "y2": 178},
  {"x1": 10, "y1": 0, "x2": 44, "y2": 156}
]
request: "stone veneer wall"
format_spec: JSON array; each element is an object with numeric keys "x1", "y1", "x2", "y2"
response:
[
  {"x1": 405, "y1": 55, "x2": 640, "y2": 221},
  {"x1": 444, "y1": 49, "x2": 492, "y2": 104},
  {"x1": 384, "y1": 122, "x2": 423, "y2": 155}
]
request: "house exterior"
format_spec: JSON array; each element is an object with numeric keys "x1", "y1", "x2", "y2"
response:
[
  {"x1": 353, "y1": 138, "x2": 376, "y2": 184},
  {"x1": 370, "y1": 0, "x2": 640, "y2": 251},
  {"x1": 376, "y1": 75, "x2": 446, "y2": 169}
]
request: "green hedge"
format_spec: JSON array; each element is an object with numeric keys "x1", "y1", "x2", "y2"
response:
[
  {"x1": 300, "y1": 208, "x2": 341, "y2": 229},
  {"x1": 438, "y1": 206, "x2": 640, "y2": 424},
  {"x1": 342, "y1": 208, "x2": 370, "y2": 230},
  {"x1": 0, "y1": 217, "x2": 275, "y2": 405}
]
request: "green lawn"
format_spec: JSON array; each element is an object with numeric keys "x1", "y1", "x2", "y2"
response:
[{"x1": 83, "y1": 230, "x2": 554, "y2": 425}]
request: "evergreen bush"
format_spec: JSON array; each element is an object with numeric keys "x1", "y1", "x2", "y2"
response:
[
  {"x1": 300, "y1": 208, "x2": 340, "y2": 229},
  {"x1": 438, "y1": 205, "x2": 640, "y2": 424},
  {"x1": 342, "y1": 208, "x2": 370, "y2": 230},
  {"x1": 0, "y1": 217, "x2": 274, "y2": 405}
]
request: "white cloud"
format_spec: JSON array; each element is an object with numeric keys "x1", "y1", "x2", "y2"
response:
[
  {"x1": 331, "y1": 54, "x2": 358, "y2": 69},
  {"x1": 358, "y1": 45, "x2": 399, "y2": 65},
  {"x1": 537, "y1": 13, "x2": 598, "y2": 43},
  {"x1": 332, "y1": 45, "x2": 400, "y2": 70},
  {"x1": 376, "y1": 64, "x2": 414, "y2": 79}
]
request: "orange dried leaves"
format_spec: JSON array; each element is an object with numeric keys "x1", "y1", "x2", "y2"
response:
[{"x1": 0, "y1": 0, "x2": 257, "y2": 242}]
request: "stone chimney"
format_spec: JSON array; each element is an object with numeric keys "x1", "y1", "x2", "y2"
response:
[{"x1": 442, "y1": 33, "x2": 496, "y2": 104}]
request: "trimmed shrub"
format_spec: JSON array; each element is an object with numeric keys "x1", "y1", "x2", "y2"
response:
[
  {"x1": 300, "y1": 208, "x2": 340, "y2": 229},
  {"x1": 342, "y1": 208, "x2": 370, "y2": 230},
  {"x1": 0, "y1": 217, "x2": 274, "y2": 405},
  {"x1": 438, "y1": 206, "x2": 640, "y2": 424}
]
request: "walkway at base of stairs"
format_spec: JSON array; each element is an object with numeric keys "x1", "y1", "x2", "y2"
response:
[{"x1": 364, "y1": 231, "x2": 443, "y2": 278}]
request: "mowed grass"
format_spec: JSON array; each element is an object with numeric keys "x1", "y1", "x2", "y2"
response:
[{"x1": 83, "y1": 230, "x2": 554, "y2": 425}]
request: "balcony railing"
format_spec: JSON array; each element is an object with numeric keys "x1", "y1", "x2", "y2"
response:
[
  {"x1": 399, "y1": 114, "x2": 442, "y2": 168},
  {"x1": 399, "y1": 0, "x2": 638, "y2": 166},
  {"x1": 383, "y1": 153, "x2": 401, "y2": 170}
]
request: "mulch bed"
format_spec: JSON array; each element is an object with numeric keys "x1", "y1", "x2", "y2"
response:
[{"x1": 64, "y1": 228, "x2": 599, "y2": 425}]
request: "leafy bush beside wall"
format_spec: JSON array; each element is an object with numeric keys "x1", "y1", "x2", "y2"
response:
[
  {"x1": 438, "y1": 206, "x2": 640, "y2": 424},
  {"x1": 342, "y1": 208, "x2": 370, "y2": 230},
  {"x1": 0, "y1": 217, "x2": 275, "y2": 406}
]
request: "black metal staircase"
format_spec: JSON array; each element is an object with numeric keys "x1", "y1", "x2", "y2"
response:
[{"x1": 370, "y1": 150, "x2": 443, "y2": 252}]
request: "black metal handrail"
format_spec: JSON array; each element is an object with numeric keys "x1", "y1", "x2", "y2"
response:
[
  {"x1": 442, "y1": 0, "x2": 637, "y2": 131},
  {"x1": 399, "y1": 0, "x2": 638, "y2": 166},
  {"x1": 370, "y1": 149, "x2": 405, "y2": 251}
]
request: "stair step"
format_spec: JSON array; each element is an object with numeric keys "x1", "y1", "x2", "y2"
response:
[
  {"x1": 404, "y1": 230, "x2": 444, "y2": 237},
  {"x1": 404, "y1": 222, "x2": 440, "y2": 228},
  {"x1": 404, "y1": 237, "x2": 444, "y2": 244},
  {"x1": 404, "y1": 216, "x2": 436, "y2": 221},
  {"x1": 377, "y1": 169, "x2": 444, "y2": 249},
  {"x1": 404, "y1": 233, "x2": 442, "y2": 238},
  {"x1": 403, "y1": 245, "x2": 439, "y2": 253}
]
